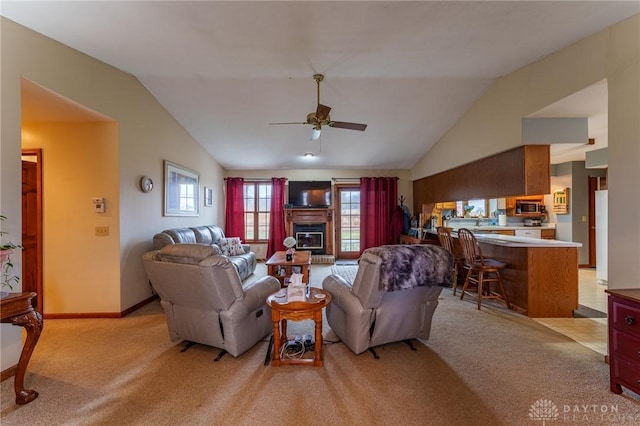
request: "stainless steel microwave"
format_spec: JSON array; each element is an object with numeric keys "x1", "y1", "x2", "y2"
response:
[{"x1": 516, "y1": 201, "x2": 543, "y2": 214}]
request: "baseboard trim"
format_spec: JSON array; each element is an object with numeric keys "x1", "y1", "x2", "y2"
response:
[
  {"x1": 42, "y1": 295, "x2": 158, "y2": 320},
  {"x1": 1, "y1": 364, "x2": 17, "y2": 381}
]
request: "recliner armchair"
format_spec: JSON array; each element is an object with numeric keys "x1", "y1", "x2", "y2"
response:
[
  {"x1": 322, "y1": 244, "x2": 453, "y2": 356},
  {"x1": 143, "y1": 243, "x2": 280, "y2": 359}
]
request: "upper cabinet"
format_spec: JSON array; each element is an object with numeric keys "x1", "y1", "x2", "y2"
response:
[{"x1": 412, "y1": 145, "x2": 550, "y2": 215}]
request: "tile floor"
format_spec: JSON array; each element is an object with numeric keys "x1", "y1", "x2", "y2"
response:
[{"x1": 533, "y1": 268, "x2": 609, "y2": 357}]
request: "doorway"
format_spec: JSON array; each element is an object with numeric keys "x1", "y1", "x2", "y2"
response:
[
  {"x1": 21, "y1": 149, "x2": 43, "y2": 311},
  {"x1": 335, "y1": 185, "x2": 360, "y2": 260}
]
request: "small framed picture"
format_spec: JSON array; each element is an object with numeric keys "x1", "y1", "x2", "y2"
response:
[
  {"x1": 292, "y1": 266, "x2": 301, "y2": 274},
  {"x1": 278, "y1": 266, "x2": 287, "y2": 277},
  {"x1": 204, "y1": 187, "x2": 213, "y2": 207}
]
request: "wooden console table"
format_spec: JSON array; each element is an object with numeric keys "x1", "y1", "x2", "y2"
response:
[{"x1": 1, "y1": 292, "x2": 42, "y2": 404}]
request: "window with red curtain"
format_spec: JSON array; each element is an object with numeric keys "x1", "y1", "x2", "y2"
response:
[
  {"x1": 359, "y1": 177, "x2": 399, "y2": 252},
  {"x1": 224, "y1": 177, "x2": 245, "y2": 239},
  {"x1": 267, "y1": 177, "x2": 287, "y2": 258}
]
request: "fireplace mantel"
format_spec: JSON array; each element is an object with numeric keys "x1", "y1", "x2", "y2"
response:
[{"x1": 285, "y1": 208, "x2": 333, "y2": 256}]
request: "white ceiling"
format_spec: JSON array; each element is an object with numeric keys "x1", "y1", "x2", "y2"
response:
[{"x1": 4, "y1": 1, "x2": 638, "y2": 170}]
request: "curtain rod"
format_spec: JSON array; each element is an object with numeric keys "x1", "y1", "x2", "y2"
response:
[
  {"x1": 332, "y1": 177, "x2": 360, "y2": 181},
  {"x1": 224, "y1": 177, "x2": 275, "y2": 182}
]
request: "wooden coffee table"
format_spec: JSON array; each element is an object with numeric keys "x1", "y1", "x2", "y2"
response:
[
  {"x1": 266, "y1": 250, "x2": 311, "y2": 288},
  {"x1": 266, "y1": 287, "x2": 332, "y2": 367}
]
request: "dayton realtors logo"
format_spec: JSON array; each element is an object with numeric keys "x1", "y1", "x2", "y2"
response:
[
  {"x1": 529, "y1": 399, "x2": 634, "y2": 423},
  {"x1": 529, "y1": 399, "x2": 559, "y2": 424}
]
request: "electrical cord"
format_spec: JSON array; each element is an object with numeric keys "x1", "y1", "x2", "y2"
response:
[{"x1": 280, "y1": 339, "x2": 305, "y2": 359}]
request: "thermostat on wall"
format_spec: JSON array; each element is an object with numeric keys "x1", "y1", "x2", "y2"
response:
[{"x1": 92, "y1": 197, "x2": 105, "y2": 213}]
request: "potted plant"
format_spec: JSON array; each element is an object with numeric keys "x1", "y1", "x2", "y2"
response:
[{"x1": 1, "y1": 215, "x2": 22, "y2": 293}]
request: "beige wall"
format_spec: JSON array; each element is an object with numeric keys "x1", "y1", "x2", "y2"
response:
[
  {"x1": 22, "y1": 121, "x2": 121, "y2": 313},
  {"x1": 412, "y1": 15, "x2": 640, "y2": 290},
  {"x1": 1, "y1": 18, "x2": 225, "y2": 369}
]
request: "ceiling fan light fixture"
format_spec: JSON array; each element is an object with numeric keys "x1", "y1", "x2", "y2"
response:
[
  {"x1": 310, "y1": 127, "x2": 322, "y2": 141},
  {"x1": 303, "y1": 152, "x2": 314, "y2": 158}
]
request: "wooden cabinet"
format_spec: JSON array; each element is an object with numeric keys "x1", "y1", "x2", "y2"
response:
[
  {"x1": 541, "y1": 229, "x2": 555, "y2": 239},
  {"x1": 605, "y1": 289, "x2": 640, "y2": 396},
  {"x1": 435, "y1": 201, "x2": 456, "y2": 210},
  {"x1": 412, "y1": 145, "x2": 550, "y2": 214}
]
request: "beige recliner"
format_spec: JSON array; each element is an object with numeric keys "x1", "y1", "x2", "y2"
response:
[
  {"x1": 143, "y1": 244, "x2": 280, "y2": 359},
  {"x1": 322, "y1": 245, "x2": 453, "y2": 357}
]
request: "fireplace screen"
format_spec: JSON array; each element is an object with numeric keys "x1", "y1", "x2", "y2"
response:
[{"x1": 295, "y1": 232, "x2": 324, "y2": 250}]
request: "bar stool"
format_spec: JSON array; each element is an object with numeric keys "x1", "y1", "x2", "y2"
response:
[
  {"x1": 457, "y1": 228, "x2": 510, "y2": 310},
  {"x1": 436, "y1": 226, "x2": 465, "y2": 295}
]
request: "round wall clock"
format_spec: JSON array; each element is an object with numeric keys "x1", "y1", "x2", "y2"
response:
[{"x1": 140, "y1": 176, "x2": 154, "y2": 193}]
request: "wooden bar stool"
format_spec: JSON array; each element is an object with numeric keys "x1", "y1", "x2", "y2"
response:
[
  {"x1": 457, "y1": 228, "x2": 510, "y2": 310},
  {"x1": 436, "y1": 226, "x2": 465, "y2": 295}
]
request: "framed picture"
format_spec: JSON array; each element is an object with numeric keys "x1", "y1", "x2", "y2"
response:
[
  {"x1": 292, "y1": 266, "x2": 302, "y2": 274},
  {"x1": 164, "y1": 160, "x2": 199, "y2": 216},
  {"x1": 204, "y1": 186, "x2": 213, "y2": 207}
]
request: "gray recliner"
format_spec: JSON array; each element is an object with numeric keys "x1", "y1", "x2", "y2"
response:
[
  {"x1": 322, "y1": 245, "x2": 453, "y2": 356},
  {"x1": 143, "y1": 243, "x2": 279, "y2": 359}
]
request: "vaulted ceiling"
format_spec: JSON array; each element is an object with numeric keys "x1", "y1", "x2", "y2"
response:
[{"x1": 4, "y1": 1, "x2": 638, "y2": 170}]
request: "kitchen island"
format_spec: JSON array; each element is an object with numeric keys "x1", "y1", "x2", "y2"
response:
[{"x1": 451, "y1": 232, "x2": 581, "y2": 318}]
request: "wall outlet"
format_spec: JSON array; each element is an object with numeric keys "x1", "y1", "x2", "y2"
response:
[{"x1": 95, "y1": 226, "x2": 109, "y2": 236}]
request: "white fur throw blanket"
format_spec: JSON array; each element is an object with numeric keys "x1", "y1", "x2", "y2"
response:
[{"x1": 364, "y1": 245, "x2": 453, "y2": 292}]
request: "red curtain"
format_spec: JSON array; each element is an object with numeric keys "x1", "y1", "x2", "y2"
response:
[
  {"x1": 224, "y1": 177, "x2": 245, "y2": 239},
  {"x1": 267, "y1": 177, "x2": 287, "y2": 258},
  {"x1": 360, "y1": 176, "x2": 399, "y2": 252}
]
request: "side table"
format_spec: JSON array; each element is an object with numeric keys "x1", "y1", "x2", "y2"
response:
[
  {"x1": 266, "y1": 287, "x2": 332, "y2": 366},
  {"x1": 266, "y1": 250, "x2": 311, "y2": 288},
  {"x1": 1, "y1": 292, "x2": 43, "y2": 404}
]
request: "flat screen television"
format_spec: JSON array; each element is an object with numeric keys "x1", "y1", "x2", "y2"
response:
[{"x1": 288, "y1": 181, "x2": 332, "y2": 208}]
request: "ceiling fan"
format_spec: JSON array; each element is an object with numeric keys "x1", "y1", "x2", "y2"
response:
[{"x1": 269, "y1": 74, "x2": 367, "y2": 140}]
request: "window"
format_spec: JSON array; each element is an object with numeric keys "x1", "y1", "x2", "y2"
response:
[
  {"x1": 338, "y1": 187, "x2": 361, "y2": 255},
  {"x1": 243, "y1": 182, "x2": 271, "y2": 241},
  {"x1": 457, "y1": 199, "x2": 487, "y2": 217}
]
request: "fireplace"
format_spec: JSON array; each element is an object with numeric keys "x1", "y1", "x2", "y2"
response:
[
  {"x1": 286, "y1": 208, "x2": 333, "y2": 256},
  {"x1": 294, "y1": 223, "x2": 326, "y2": 254}
]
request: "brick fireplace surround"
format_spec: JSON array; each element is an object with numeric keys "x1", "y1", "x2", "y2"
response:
[{"x1": 285, "y1": 208, "x2": 334, "y2": 256}]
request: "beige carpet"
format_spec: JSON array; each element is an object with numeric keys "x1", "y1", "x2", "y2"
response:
[{"x1": 2, "y1": 265, "x2": 639, "y2": 425}]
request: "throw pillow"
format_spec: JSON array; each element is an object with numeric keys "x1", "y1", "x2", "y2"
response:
[{"x1": 218, "y1": 237, "x2": 245, "y2": 256}]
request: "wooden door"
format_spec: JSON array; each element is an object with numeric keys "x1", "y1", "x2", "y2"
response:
[{"x1": 21, "y1": 149, "x2": 43, "y2": 311}]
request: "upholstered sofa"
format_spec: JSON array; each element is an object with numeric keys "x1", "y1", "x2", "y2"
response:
[
  {"x1": 153, "y1": 225, "x2": 256, "y2": 281},
  {"x1": 143, "y1": 243, "x2": 280, "y2": 359},
  {"x1": 322, "y1": 244, "x2": 453, "y2": 356}
]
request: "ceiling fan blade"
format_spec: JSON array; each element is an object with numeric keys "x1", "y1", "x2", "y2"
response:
[
  {"x1": 316, "y1": 104, "x2": 331, "y2": 121},
  {"x1": 268, "y1": 122, "x2": 307, "y2": 125},
  {"x1": 329, "y1": 121, "x2": 367, "y2": 131}
]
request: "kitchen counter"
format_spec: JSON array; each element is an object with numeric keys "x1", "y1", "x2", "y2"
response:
[
  {"x1": 448, "y1": 230, "x2": 579, "y2": 318},
  {"x1": 444, "y1": 224, "x2": 555, "y2": 231},
  {"x1": 470, "y1": 233, "x2": 581, "y2": 248}
]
